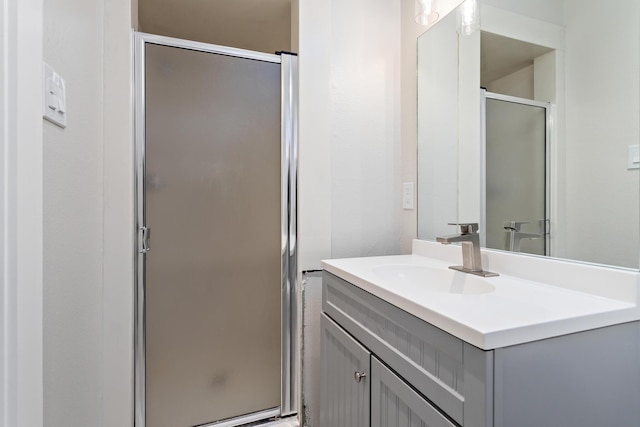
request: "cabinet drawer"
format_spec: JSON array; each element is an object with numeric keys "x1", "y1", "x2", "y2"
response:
[
  {"x1": 323, "y1": 272, "x2": 492, "y2": 426},
  {"x1": 371, "y1": 357, "x2": 456, "y2": 427}
]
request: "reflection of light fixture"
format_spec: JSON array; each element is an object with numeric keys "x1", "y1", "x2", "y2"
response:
[
  {"x1": 457, "y1": 0, "x2": 480, "y2": 35},
  {"x1": 415, "y1": 0, "x2": 439, "y2": 26}
]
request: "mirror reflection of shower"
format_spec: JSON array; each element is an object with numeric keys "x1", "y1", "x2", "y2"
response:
[
  {"x1": 480, "y1": 31, "x2": 554, "y2": 255},
  {"x1": 482, "y1": 91, "x2": 551, "y2": 255},
  {"x1": 503, "y1": 219, "x2": 549, "y2": 253},
  {"x1": 418, "y1": 1, "x2": 640, "y2": 269}
]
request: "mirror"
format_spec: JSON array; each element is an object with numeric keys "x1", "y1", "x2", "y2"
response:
[{"x1": 417, "y1": 0, "x2": 640, "y2": 269}]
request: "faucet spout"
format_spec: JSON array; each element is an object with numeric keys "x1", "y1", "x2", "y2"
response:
[
  {"x1": 503, "y1": 220, "x2": 546, "y2": 252},
  {"x1": 437, "y1": 234, "x2": 474, "y2": 244},
  {"x1": 436, "y1": 223, "x2": 499, "y2": 277}
]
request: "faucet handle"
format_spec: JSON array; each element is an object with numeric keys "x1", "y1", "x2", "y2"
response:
[
  {"x1": 448, "y1": 223, "x2": 479, "y2": 234},
  {"x1": 503, "y1": 221, "x2": 529, "y2": 232}
]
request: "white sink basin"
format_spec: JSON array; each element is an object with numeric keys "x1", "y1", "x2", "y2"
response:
[{"x1": 373, "y1": 264, "x2": 496, "y2": 295}]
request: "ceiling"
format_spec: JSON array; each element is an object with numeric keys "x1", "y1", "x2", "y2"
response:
[
  {"x1": 481, "y1": 31, "x2": 553, "y2": 85},
  {"x1": 138, "y1": 0, "x2": 292, "y2": 54}
]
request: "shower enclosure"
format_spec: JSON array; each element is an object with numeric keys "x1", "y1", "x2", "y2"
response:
[
  {"x1": 134, "y1": 33, "x2": 298, "y2": 427},
  {"x1": 481, "y1": 90, "x2": 551, "y2": 256}
]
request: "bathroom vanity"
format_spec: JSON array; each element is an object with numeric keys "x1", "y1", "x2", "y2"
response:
[{"x1": 320, "y1": 240, "x2": 640, "y2": 427}]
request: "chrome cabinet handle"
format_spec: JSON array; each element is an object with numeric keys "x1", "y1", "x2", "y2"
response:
[{"x1": 354, "y1": 371, "x2": 367, "y2": 383}]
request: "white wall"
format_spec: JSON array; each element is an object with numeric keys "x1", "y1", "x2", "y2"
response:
[
  {"x1": 400, "y1": 0, "x2": 428, "y2": 254},
  {"x1": 533, "y1": 51, "x2": 556, "y2": 103},
  {"x1": 299, "y1": 0, "x2": 403, "y2": 268},
  {"x1": 329, "y1": 0, "x2": 401, "y2": 259},
  {"x1": 417, "y1": 10, "x2": 460, "y2": 240},
  {"x1": 43, "y1": 3, "x2": 136, "y2": 426},
  {"x1": 298, "y1": 0, "x2": 332, "y2": 271},
  {"x1": 480, "y1": 0, "x2": 564, "y2": 26},
  {"x1": 485, "y1": 64, "x2": 534, "y2": 99},
  {"x1": 3, "y1": 0, "x2": 44, "y2": 425},
  {"x1": 42, "y1": 0, "x2": 104, "y2": 425},
  {"x1": 102, "y1": 0, "x2": 135, "y2": 425},
  {"x1": 563, "y1": 0, "x2": 640, "y2": 267}
]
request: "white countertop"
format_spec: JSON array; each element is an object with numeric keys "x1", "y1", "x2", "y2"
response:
[{"x1": 321, "y1": 240, "x2": 640, "y2": 350}]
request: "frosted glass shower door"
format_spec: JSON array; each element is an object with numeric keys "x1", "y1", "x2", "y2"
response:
[
  {"x1": 485, "y1": 96, "x2": 547, "y2": 255},
  {"x1": 143, "y1": 43, "x2": 282, "y2": 427}
]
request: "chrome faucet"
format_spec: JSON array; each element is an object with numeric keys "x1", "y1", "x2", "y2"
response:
[
  {"x1": 503, "y1": 220, "x2": 546, "y2": 252},
  {"x1": 437, "y1": 223, "x2": 499, "y2": 277}
]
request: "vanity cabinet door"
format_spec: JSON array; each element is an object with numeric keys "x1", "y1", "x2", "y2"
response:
[
  {"x1": 320, "y1": 313, "x2": 371, "y2": 427},
  {"x1": 371, "y1": 357, "x2": 457, "y2": 427},
  {"x1": 323, "y1": 271, "x2": 482, "y2": 425}
]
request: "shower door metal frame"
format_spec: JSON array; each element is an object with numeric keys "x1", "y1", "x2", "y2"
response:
[
  {"x1": 133, "y1": 32, "x2": 299, "y2": 427},
  {"x1": 480, "y1": 89, "x2": 552, "y2": 255}
]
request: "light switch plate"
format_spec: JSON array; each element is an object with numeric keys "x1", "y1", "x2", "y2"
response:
[
  {"x1": 402, "y1": 182, "x2": 414, "y2": 210},
  {"x1": 628, "y1": 145, "x2": 639, "y2": 170},
  {"x1": 42, "y1": 62, "x2": 67, "y2": 128}
]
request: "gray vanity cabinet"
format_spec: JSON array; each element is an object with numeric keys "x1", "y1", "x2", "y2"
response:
[
  {"x1": 321, "y1": 271, "x2": 492, "y2": 427},
  {"x1": 320, "y1": 271, "x2": 640, "y2": 427},
  {"x1": 321, "y1": 311, "x2": 455, "y2": 427},
  {"x1": 320, "y1": 313, "x2": 370, "y2": 427},
  {"x1": 371, "y1": 357, "x2": 456, "y2": 427}
]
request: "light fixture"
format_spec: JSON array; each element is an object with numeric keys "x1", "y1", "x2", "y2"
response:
[
  {"x1": 457, "y1": 0, "x2": 480, "y2": 35},
  {"x1": 415, "y1": 0, "x2": 439, "y2": 26}
]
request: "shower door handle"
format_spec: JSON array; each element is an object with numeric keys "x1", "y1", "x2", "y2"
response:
[{"x1": 139, "y1": 226, "x2": 151, "y2": 254}]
